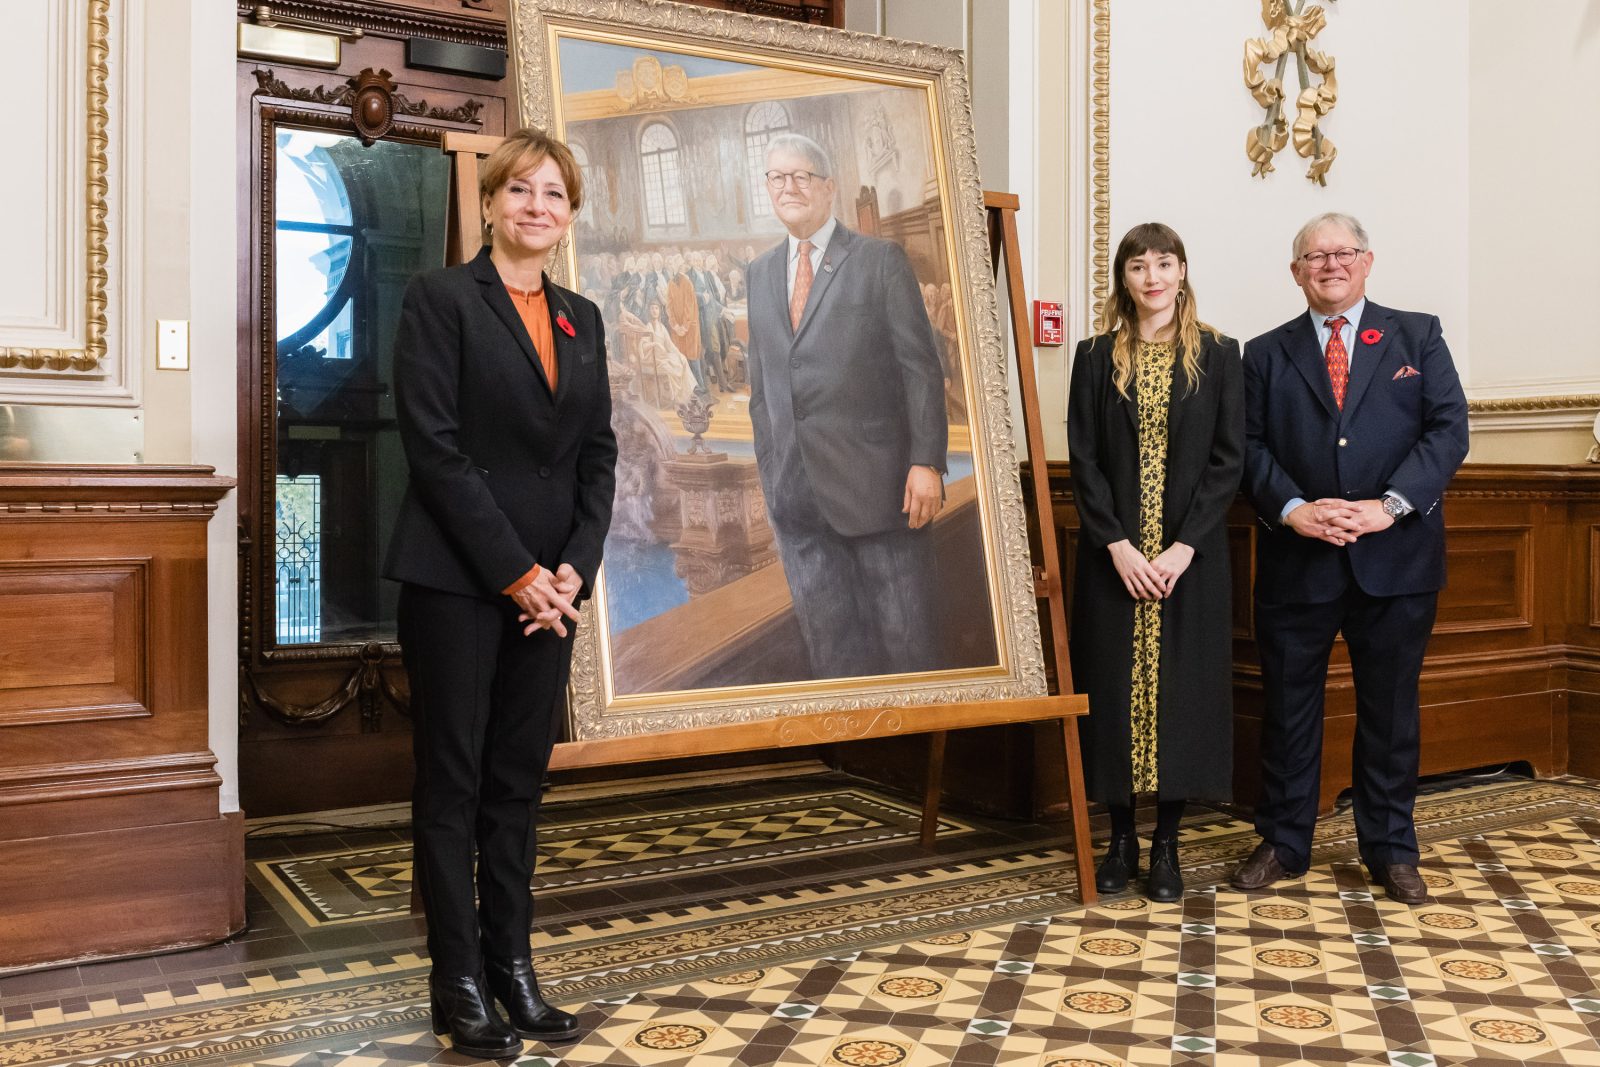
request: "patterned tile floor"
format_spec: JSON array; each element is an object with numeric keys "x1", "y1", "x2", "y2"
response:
[{"x1": 3, "y1": 773, "x2": 1599, "y2": 1066}]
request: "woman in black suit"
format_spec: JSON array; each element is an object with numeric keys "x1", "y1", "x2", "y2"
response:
[
  {"x1": 383, "y1": 128, "x2": 616, "y2": 1058},
  {"x1": 1067, "y1": 223, "x2": 1243, "y2": 903}
]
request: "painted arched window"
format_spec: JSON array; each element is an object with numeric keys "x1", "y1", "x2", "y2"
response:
[
  {"x1": 744, "y1": 101, "x2": 792, "y2": 219},
  {"x1": 639, "y1": 122, "x2": 686, "y2": 228},
  {"x1": 570, "y1": 139, "x2": 593, "y2": 199}
]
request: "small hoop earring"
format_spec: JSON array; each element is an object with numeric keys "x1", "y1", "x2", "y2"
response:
[{"x1": 1176, "y1": 288, "x2": 1186, "y2": 301}]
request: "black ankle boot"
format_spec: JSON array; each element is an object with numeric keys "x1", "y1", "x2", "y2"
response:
[
  {"x1": 1095, "y1": 831, "x2": 1139, "y2": 893},
  {"x1": 1147, "y1": 835, "x2": 1184, "y2": 903},
  {"x1": 485, "y1": 956, "x2": 581, "y2": 1043},
  {"x1": 429, "y1": 973, "x2": 521, "y2": 1059}
]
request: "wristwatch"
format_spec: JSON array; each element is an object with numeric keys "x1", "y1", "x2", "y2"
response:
[{"x1": 1381, "y1": 494, "x2": 1408, "y2": 520}]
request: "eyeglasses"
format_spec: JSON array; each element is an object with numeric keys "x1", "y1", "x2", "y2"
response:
[
  {"x1": 765, "y1": 169, "x2": 825, "y2": 190},
  {"x1": 1298, "y1": 246, "x2": 1365, "y2": 269}
]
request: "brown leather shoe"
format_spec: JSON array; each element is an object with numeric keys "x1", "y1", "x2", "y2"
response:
[
  {"x1": 1375, "y1": 863, "x2": 1428, "y2": 905},
  {"x1": 1229, "y1": 841, "x2": 1299, "y2": 891}
]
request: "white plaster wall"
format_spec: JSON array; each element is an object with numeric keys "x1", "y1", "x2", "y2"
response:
[
  {"x1": 1469, "y1": 0, "x2": 1600, "y2": 400},
  {"x1": 1465, "y1": 1, "x2": 1600, "y2": 462},
  {"x1": 1108, "y1": 0, "x2": 1470, "y2": 371},
  {"x1": 189, "y1": 0, "x2": 240, "y2": 813}
]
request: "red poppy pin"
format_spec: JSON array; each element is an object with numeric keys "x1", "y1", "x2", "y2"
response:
[
  {"x1": 1360, "y1": 328, "x2": 1383, "y2": 345},
  {"x1": 556, "y1": 311, "x2": 576, "y2": 337}
]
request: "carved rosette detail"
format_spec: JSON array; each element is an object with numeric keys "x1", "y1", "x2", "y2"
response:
[{"x1": 526, "y1": 0, "x2": 1049, "y2": 740}]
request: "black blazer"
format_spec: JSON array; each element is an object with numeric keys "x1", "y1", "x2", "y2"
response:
[
  {"x1": 382, "y1": 247, "x2": 617, "y2": 600},
  {"x1": 746, "y1": 223, "x2": 947, "y2": 537},
  {"x1": 1242, "y1": 300, "x2": 1469, "y2": 604},
  {"x1": 1067, "y1": 330, "x2": 1245, "y2": 558}
]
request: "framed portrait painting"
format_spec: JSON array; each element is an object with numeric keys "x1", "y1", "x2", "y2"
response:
[{"x1": 510, "y1": 0, "x2": 1046, "y2": 739}]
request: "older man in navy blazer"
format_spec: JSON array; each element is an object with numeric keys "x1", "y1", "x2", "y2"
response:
[{"x1": 1230, "y1": 212, "x2": 1469, "y2": 905}]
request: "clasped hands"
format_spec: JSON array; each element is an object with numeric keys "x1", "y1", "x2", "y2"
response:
[
  {"x1": 1285, "y1": 498, "x2": 1394, "y2": 546},
  {"x1": 1108, "y1": 539, "x2": 1194, "y2": 601},
  {"x1": 510, "y1": 563, "x2": 582, "y2": 637}
]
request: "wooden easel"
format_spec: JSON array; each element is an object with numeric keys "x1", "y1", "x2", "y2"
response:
[{"x1": 427, "y1": 133, "x2": 1097, "y2": 904}]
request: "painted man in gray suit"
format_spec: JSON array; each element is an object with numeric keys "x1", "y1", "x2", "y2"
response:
[{"x1": 747, "y1": 132, "x2": 948, "y2": 679}]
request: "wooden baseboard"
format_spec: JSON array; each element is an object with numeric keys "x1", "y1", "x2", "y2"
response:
[{"x1": 0, "y1": 811, "x2": 244, "y2": 972}]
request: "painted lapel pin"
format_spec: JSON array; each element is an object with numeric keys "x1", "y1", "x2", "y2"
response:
[
  {"x1": 556, "y1": 310, "x2": 576, "y2": 337},
  {"x1": 1360, "y1": 328, "x2": 1383, "y2": 345}
]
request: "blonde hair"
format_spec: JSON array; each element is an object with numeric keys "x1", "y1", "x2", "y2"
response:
[
  {"x1": 478, "y1": 127, "x2": 584, "y2": 242},
  {"x1": 1096, "y1": 222, "x2": 1220, "y2": 398}
]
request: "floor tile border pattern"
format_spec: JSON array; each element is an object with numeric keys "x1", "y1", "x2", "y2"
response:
[{"x1": 248, "y1": 789, "x2": 979, "y2": 930}]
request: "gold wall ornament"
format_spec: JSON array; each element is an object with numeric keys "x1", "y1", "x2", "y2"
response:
[{"x1": 1244, "y1": 0, "x2": 1338, "y2": 185}]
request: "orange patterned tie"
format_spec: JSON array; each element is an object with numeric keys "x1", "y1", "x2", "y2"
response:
[
  {"x1": 1323, "y1": 316, "x2": 1349, "y2": 409},
  {"x1": 790, "y1": 240, "x2": 814, "y2": 331}
]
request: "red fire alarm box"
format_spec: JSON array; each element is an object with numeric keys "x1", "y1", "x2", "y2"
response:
[{"x1": 1033, "y1": 300, "x2": 1064, "y2": 346}]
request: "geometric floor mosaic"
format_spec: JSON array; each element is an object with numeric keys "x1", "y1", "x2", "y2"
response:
[
  {"x1": 4, "y1": 775, "x2": 1600, "y2": 1066},
  {"x1": 252, "y1": 788, "x2": 979, "y2": 928}
]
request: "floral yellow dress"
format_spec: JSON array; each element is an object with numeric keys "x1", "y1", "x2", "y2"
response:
[{"x1": 1129, "y1": 340, "x2": 1174, "y2": 792}]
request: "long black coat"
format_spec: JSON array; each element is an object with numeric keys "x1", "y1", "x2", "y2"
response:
[{"x1": 1066, "y1": 331, "x2": 1244, "y2": 803}]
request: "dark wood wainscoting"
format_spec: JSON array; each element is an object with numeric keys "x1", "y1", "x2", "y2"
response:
[
  {"x1": 1047, "y1": 463, "x2": 1600, "y2": 816},
  {"x1": 0, "y1": 465, "x2": 240, "y2": 971}
]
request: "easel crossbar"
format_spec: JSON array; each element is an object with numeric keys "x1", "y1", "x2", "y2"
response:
[{"x1": 549, "y1": 694, "x2": 1088, "y2": 773}]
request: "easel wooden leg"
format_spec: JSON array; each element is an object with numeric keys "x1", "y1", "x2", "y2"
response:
[
  {"x1": 985, "y1": 190, "x2": 1099, "y2": 906},
  {"x1": 920, "y1": 729, "x2": 948, "y2": 848},
  {"x1": 1061, "y1": 716, "x2": 1097, "y2": 905}
]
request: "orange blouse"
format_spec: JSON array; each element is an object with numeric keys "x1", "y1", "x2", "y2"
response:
[{"x1": 503, "y1": 283, "x2": 557, "y2": 393}]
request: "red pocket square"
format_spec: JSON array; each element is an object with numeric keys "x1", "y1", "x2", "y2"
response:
[{"x1": 1392, "y1": 365, "x2": 1421, "y2": 380}]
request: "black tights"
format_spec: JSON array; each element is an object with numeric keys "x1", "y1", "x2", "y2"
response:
[{"x1": 1108, "y1": 797, "x2": 1185, "y2": 841}]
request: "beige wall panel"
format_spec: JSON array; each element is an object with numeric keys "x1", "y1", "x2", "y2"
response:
[
  {"x1": 0, "y1": 0, "x2": 139, "y2": 409},
  {"x1": 1468, "y1": 1, "x2": 1600, "y2": 408}
]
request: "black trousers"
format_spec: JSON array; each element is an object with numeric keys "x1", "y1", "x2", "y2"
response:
[
  {"x1": 1253, "y1": 583, "x2": 1437, "y2": 873},
  {"x1": 399, "y1": 583, "x2": 571, "y2": 977}
]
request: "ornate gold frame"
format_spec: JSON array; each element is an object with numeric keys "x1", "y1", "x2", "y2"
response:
[
  {"x1": 510, "y1": 0, "x2": 1047, "y2": 739},
  {"x1": 0, "y1": 0, "x2": 110, "y2": 378}
]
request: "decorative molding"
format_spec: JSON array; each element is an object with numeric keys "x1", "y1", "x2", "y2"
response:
[
  {"x1": 1244, "y1": 0, "x2": 1338, "y2": 185},
  {"x1": 234, "y1": 0, "x2": 508, "y2": 50},
  {"x1": 0, "y1": 752, "x2": 219, "y2": 806},
  {"x1": 250, "y1": 68, "x2": 485, "y2": 128},
  {"x1": 0, "y1": 0, "x2": 134, "y2": 402},
  {"x1": 1090, "y1": 0, "x2": 1109, "y2": 322},
  {"x1": 1468, "y1": 394, "x2": 1600, "y2": 414},
  {"x1": 239, "y1": 642, "x2": 407, "y2": 729}
]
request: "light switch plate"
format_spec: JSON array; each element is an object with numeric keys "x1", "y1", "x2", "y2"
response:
[{"x1": 157, "y1": 319, "x2": 189, "y2": 371}]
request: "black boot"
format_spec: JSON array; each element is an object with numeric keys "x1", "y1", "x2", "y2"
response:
[
  {"x1": 429, "y1": 973, "x2": 521, "y2": 1059},
  {"x1": 1094, "y1": 831, "x2": 1139, "y2": 893},
  {"x1": 485, "y1": 956, "x2": 582, "y2": 1043},
  {"x1": 1147, "y1": 835, "x2": 1184, "y2": 903}
]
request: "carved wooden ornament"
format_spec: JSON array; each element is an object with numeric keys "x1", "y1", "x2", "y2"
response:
[{"x1": 350, "y1": 68, "x2": 397, "y2": 145}]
